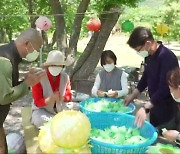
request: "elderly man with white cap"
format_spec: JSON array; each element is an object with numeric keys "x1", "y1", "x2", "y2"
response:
[{"x1": 31, "y1": 50, "x2": 75, "y2": 128}]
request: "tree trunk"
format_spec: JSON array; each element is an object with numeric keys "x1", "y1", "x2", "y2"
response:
[
  {"x1": 0, "y1": 29, "x2": 8, "y2": 43},
  {"x1": 41, "y1": 31, "x2": 49, "y2": 50},
  {"x1": 49, "y1": 30, "x2": 57, "y2": 49},
  {"x1": 70, "y1": 31, "x2": 99, "y2": 76},
  {"x1": 27, "y1": 0, "x2": 35, "y2": 28},
  {"x1": 50, "y1": 0, "x2": 67, "y2": 52},
  {"x1": 68, "y1": 0, "x2": 90, "y2": 56},
  {"x1": 71, "y1": 8, "x2": 121, "y2": 81},
  {"x1": 6, "y1": 25, "x2": 12, "y2": 41}
]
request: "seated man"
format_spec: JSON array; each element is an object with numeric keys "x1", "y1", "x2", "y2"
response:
[
  {"x1": 31, "y1": 50, "x2": 74, "y2": 128},
  {"x1": 92, "y1": 50, "x2": 128, "y2": 98}
]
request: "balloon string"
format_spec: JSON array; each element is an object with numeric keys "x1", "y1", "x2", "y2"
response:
[{"x1": 0, "y1": 10, "x2": 122, "y2": 17}]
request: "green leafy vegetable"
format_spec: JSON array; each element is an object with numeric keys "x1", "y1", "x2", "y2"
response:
[
  {"x1": 91, "y1": 126, "x2": 148, "y2": 145},
  {"x1": 85, "y1": 99, "x2": 130, "y2": 113},
  {"x1": 146, "y1": 143, "x2": 180, "y2": 154}
]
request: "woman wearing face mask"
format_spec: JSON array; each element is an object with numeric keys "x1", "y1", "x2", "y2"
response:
[
  {"x1": 162, "y1": 67, "x2": 180, "y2": 144},
  {"x1": 31, "y1": 50, "x2": 73, "y2": 128},
  {"x1": 92, "y1": 50, "x2": 128, "y2": 98}
]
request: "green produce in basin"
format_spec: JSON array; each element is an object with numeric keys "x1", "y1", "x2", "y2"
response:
[
  {"x1": 146, "y1": 143, "x2": 180, "y2": 154},
  {"x1": 91, "y1": 126, "x2": 148, "y2": 145},
  {"x1": 85, "y1": 99, "x2": 130, "y2": 113}
]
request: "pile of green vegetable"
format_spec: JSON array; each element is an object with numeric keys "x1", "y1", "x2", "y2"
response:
[
  {"x1": 85, "y1": 99, "x2": 130, "y2": 113},
  {"x1": 146, "y1": 143, "x2": 180, "y2": 154},
  {"x1": 91, "y1": 126, "x2": 148, "y2": 145}
]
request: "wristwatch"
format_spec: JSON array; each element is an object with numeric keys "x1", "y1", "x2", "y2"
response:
[{"x1": 142, "y1": 106, "x2": 150, "y2": 113}]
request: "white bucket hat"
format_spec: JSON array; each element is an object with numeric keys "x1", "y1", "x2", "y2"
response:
[{"x1": 42, "y1": 50, "x2": 74, "y2": 67}]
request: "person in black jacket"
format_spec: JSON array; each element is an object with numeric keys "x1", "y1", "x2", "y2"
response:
[
  {"x1": 162, "y1": 67, "x2": 180, "y2": 145},
  {"x1": 124, "y1": 27, "x2": 179, "y2": 129}
]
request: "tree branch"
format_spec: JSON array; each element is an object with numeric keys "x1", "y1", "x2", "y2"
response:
[
  {"x1": 70, "y1": 31, "x2": 99, "y2": 78},
  {"x1": 72, "y1": 8, "x2": 122, "y2": 81},
  {"x1": 68, "y1": 0, "x2": 90, "y2": 55},
  {"x1": 49, "y1": 30, "x2": 57, "y2": 48},
  {"x1": 50, "y1": 0, "x2": 67, "y2": 52},
  {"x1": 27, "y1": 0, "x2": 35, "y2": 28}
]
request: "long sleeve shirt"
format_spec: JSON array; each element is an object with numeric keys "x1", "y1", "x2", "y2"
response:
[
  {"x1": 137, "y1": 42, "x2": 179, "y2": 126},
  {"x1": 92, "y1": 71, "x2": 128, "y2": 98},
  {"x1": 0, "y1": 41, "x2": 29, "y2": 105},
  {"x1": 137, "y1": 42, "x2": 179, "y2": 105},
  {"x1": 32, "y1": 70, "x2": 72, "y2": 107}
]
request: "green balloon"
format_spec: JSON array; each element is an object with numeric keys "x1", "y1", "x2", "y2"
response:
[{"x1": 122, "y1": 20, "x2": 134, "y2": 32}]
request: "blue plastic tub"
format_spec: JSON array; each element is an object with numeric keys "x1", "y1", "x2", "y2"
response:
[
  {"x1": 88, "y1": 113, "x2": 158, "y2": 154},
  {"x1": 79, "y1": 97, "x2": 135, "y2": 115}
]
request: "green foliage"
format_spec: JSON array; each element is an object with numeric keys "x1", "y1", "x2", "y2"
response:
[
  {"x1": 32, "y1": 0, "x2": 55, "y2": 34},
  {"x1": 118, "y1": 3, "x2": 162, "y2": 33},
  {"x1": 91, "y1": 0, "x2": 139, "y2": 13},
  {"x1": 159, "y1": 0, "x2": 180, "y2": 40},
  {"x1": 0, "y1": 0, "x2": 29, "y2": 40},
  {"x1": 119, "y1": 0, "x2": 180, "y2": 41},
  {"x1": 0, "y1": 0, "x2": 143, "y2": 42}
]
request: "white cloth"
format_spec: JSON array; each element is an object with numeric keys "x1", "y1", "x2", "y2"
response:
[
  {"x1": 31, "y1": 108, "x2": 54, "y2": 128},
  {"x1": 91, "y1": 71, "x2": 128, "y2": 98},
  {"x1": 72, "y1": 92, "x2": 90, "y2": 102}
]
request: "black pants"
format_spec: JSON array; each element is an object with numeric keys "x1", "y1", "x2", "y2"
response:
[
  {"x1": 150, "y1": 97, "x2": 178, "y2": 127},
  {"x1": 175, "y1": 109, "x2": 180, "y2": 131},
  {"x1": 0, "y1": 104, "x2": 10, "y2": 154},
  {"x1": 0, "y1": 104, "x2": 10, "y2": 127}
]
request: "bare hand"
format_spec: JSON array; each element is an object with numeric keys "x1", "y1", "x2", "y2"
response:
[
  {"x1": 58, "y1": 95, "x2": 64, "y2": 102},
  {"x1": 46, "y1": 91, "x2": 60, "y2": 105},
  {"x1": 134, "y1": 107, "x2": 147, "y2": 128},
  {"x1": 144, "y1": 101, "x2": 154, "y2": 108},
  {"x1": 162, "y1": 130, "x2": 179, "y2": 142},
  {"x1": 52, "y1": 91, "x2": 60, "y2": 103},
  {"x1": 24, "y1": 68, "x2": 45, "y2": 87},
  {"x1": 124, "y1": 89, "x2": 140, "y2": 106},
  {"x1": 124, "y1": 94, "x2": 134, "y2": 106},
  {"x1": 107, "y1": 91, "x2": 118, "y2": 98},
  {"x1": 97, "y1": 90, "x2": 106, "y2": 97}
]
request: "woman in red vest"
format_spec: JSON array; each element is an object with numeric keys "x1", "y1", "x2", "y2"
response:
[{"x1": 31, "y1": 50, "x2": 75, "y2": 128}]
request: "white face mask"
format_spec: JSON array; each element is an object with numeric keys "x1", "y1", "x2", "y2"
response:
[
  {"x1": 48, "y1": 67, "x2": 62, "y2": 76},
  {"x1": 103, "y1": 63, "x2": 115, "y2": 72},
  {"x1": 171, "y1": 93, "x2": 180, "y2": 103},
  {"x1": 137, "y1": 51, "x2": 149, "y2": 58},
  {"x1": 26, "y1": 50, "x2": 39, "y2": 62},
  {"x1": 25, "y1": 43, "x2": 39, "y2": 62}
]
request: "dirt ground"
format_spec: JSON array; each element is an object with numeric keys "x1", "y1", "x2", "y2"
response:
[{"x1": 4, "y1": 94, "x2": 32, "y2": 135}]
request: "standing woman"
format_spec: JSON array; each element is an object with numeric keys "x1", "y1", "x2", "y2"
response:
[
  {"x1": 92, "y1": 50, "x2": 128, "y2": 98},
  {"x1": 162, "y1": 67, "x2": 180, "y2": 144}
]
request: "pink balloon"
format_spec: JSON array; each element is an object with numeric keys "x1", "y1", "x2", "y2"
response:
[{"x1": 35, "y1": 16, "x2": 52, "y2": 30}]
